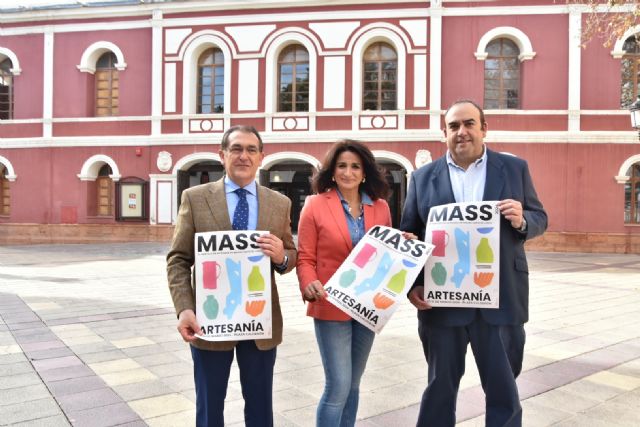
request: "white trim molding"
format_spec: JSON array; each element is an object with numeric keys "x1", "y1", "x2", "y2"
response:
[
  {"x1": 0, "y1": 47, "x2": 22, "y2": 75},
  {"x1": 179, "y1": 31, "x2": 233, "y2": 128},
  {"x1": 77, "y1": 154, "x2": 121, "y2": 181},
  {"x1": 372, "y1": 150, "x2": 414, "y2": 173},
  {"x1": 172, "y1": 152, "x2": 222, "y2": 174},
  {"x1": 611, "y1": 25, "x2": 640, "y2": 59},
  {"x1": 0, "y1": 155, "x2": 18, "y2": 181},
  {"x1": 77, "y1": 41, "x2": 127, "y2": 74},
  {"x1": 264, "y1": 28, "x2": 319, "y2": 129},
  {"x1": 615, "y1": 154, "x2": 640, "y2": 183},
  {"x1": 261, "y1": 152, "x2": 320, "y2": 170},
  {"x1": 351, "y1": 25, "x2": 407, "y2": 128},
  {"x1": 475, "y1": 26, "x2": 536, "y2": 61}
]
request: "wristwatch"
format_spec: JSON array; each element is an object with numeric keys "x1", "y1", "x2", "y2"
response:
[
  {"x1": 519, "y1": 217, "x2": 528, "y2": 233},
  {"x1": 274, "y1": 255, "x2": 289, "y2": 273}
]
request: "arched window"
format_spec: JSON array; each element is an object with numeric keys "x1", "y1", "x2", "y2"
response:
[
  {"x1": 621, "y1": 36, "x2": 640, "y2": 108},
  {"x1": 0, "y1": 166, "x2": 10, "y2": 216},
  {"x1": 0, "y1": 58, "x2": 14, "y2": 120},
  {"x1": 484, "y1": 38, "x2": 520, "y2": 109},
  {"x1": 625, "y1": 163, "x2": 640, "y2": 224},
  {"x1": 95, "y1": 52, "x2": 119, "y2": 116},
  {"x1": 96, "y1": 164, "x2": 113, "y2": 216},
  {"x1": 278, "y1": 45, "x2": 309, "y2": 112},
  {"x1": 363, "y1": 42, "x2": 397, "y2": 111},
  {"x1": 197, "y1": 48, "x2": 224, "y2": 114}
]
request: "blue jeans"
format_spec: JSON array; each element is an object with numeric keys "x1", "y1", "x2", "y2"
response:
[{"x1": 314, "y1": 319, "x2": 375, "y2": 427}]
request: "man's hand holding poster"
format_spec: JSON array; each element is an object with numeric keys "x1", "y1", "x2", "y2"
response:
[
  {"x1": 194, "y1": 231, "x2": 272, "y2": 341},
  {"x1": 325, "y1": 226, "x2": 433, "y2": 333},
  {"x1": 424, "y1": 201, "x2": 501, "y2": 308}
]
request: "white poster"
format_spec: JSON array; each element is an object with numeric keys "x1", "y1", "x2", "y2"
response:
[
  {"x1": 194, "y1": 231, "x2": 272, "y2": 341},
  {"x1": 325, "y1": 226, "x2": 433, "y2": 333},
  {"x1": 424, "y1": 201, "x2": 501, "y2": 308}
]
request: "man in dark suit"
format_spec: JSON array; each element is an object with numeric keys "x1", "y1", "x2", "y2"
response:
[
  {"x1": 400, "y1": 100, "x2": 547, "y2": 427},
  {"x1": 167, "y1": 125, "x2": 297, "y2": 427}
]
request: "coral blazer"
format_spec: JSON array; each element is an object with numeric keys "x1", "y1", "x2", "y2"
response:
[{"x1": 296, "y1": 188, "x2": 392, "y2": 321}]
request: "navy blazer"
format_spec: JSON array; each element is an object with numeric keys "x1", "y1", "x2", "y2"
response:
[{"x1": 400, "y1": 149, "x2": 547, "y2": 327}]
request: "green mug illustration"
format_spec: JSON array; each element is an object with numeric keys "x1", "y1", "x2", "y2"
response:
[{"x1": 431, "y1": 262, "x2": 447, "y2": 286}]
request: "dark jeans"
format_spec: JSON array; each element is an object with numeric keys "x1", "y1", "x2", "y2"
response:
[{"x1": 191, "y1": 341, "x2": 277, "y2": 427}]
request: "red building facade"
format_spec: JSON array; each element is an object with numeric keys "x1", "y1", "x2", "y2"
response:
[{"x1": 1, "y1": 0, "x2": 639, "y2": 252}]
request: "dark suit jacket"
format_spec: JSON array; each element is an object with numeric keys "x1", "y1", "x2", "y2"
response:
[
  {"x1": 400, "y1": 149, "x2": 547, "y2": 326},
  {"x1": 166, "y1": 178, "x2": 297, "y2": 351}
]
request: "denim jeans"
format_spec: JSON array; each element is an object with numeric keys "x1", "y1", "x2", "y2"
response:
[{"x1": 314, "y1": 318, "x2": 375, "y2": 427}]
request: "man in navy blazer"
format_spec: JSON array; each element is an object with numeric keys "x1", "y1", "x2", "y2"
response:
[{"x1": 400, "y1": 100, "x2": 547, "y2": 427}]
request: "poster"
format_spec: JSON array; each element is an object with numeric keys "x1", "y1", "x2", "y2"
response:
[
  {"x1": 325, "y1": 226, "x2": 433, "y2": 333},
  {"x1": 119, "y1": 183, "x2": 143, "y2": 217},
  {"x1": 423, "y1": 201, "x2": 501, "y2": 308},
  {"x1": 194, "y1": 231, "x2": 272, "y2": 341}
]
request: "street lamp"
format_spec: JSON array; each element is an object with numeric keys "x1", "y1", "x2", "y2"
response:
[{"x1": 630, "y1": 95, "x2": 640, "y2": 139}]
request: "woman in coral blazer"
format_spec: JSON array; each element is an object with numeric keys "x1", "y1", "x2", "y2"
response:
[{"x1": 297, "y1": 140, "x2": 392, "y2": 427}]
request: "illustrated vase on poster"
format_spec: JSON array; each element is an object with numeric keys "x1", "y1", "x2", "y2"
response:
[
  {"x1": 248, "y1": 265, "x2": 265, "y2": 292},
  {"x1": 476, "y1": 237, "x2": 494, "y2": 264},
  {"x1": 203, "y1": 295, "x2": 219, "y2": 319}
]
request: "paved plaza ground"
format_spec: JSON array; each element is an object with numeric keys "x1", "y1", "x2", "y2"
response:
[{"x1": 0, "y1": 243, "x2": 639, "y2": 426}]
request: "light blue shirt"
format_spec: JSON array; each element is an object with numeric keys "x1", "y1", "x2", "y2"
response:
[
  {"x1": 446, "y1": 146, "x2": 488, "y2": 203},
  {"x1": 224, "y1": 177, "x2": 258, "y2": 230},
  {"x1": 337, "y1": 189, "x2": 373, "y2": 247}
]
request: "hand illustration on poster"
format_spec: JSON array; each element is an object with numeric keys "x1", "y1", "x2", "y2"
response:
[
  {"x1": 423, "y1": 201, "x2": 501, "y2": 308},
  {"x1": 324, "y1": 226, "x2": 434, "y2": 333},
  {"x1": 194, "y1": 231, "x2": 272, "y2": 341}
]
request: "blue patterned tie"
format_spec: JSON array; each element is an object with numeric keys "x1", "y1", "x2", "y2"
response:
[{"x1": 232, "y1": 188, "x2": 249, "y2": 230}]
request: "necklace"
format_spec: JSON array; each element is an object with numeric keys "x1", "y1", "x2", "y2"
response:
[{"x1": 347, "y1": 200, "x2": 361, "y2": 217}]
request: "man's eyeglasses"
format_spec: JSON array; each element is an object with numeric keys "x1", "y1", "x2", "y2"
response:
[{"x1": 226, "y1": 145, "x2": 261, "y2": 156}]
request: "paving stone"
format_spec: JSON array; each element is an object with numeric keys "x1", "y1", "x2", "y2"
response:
[
  {"x1": 38, "y1": 364, "x2": 96, "y2": 382},
  {"x1": 0, "y1": 352, "x2": 28, "y2": 365},
  {"x1": 145, "y1": 409, "x2": 196, "y2": 427},
  {"x1": 0, "y1": 397, "x2": 62, "y2": 425},
  {"x1": 88, "y1": 358, "x2": 141, "y2": 375},
  {"x1": 100, "y1": 368, "x2": 157, "y2": 387},
  {"x1": 0, "y1": 371, "x2": 42, "y2": 390},
  {"x1": 56, "y1": 387, "x2": 123, "y2": 412},
  {"x1": 10, "y1": 414, "x2": 71, "y2": 427},
  {"x1": 46, "y1": 375, "x2": 108, "y2": 397},
  {"x1": 112, "y1": 379, "x2": 176, "y2": 401},
  {"x1": 77, "y1": 349, "x2": 127, "y2": 364},
  {"x1": 121, "y1": 344, "x2": 168, "y2": 358},
  {"x1": 128, "y1": 393, "x2": 194, "y2": 419},
  {"x1": 20, "y1": 340, "x2": 67, "y2": 352},
  {"x1": 131, "y1": 352, "x2": 182, "y2": 368},
  {"x1": 32, "y1": 355, "x2": 84, "y2": 372},
  {"x1": 67, "y1": 402, "x2": 141, "y2": 427},
  {"x1": 25, "y1": 347, "x2": 75, "y2": 361},
  {"x1": 0, "y1": 361, "x2": 35, "y2": 377},
  {"x1": 0, "y1": 383, "x2": 53, "y2": 407}
]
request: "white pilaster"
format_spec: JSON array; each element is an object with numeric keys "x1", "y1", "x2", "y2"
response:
[
  {"x1": 429, "y1": 7, "x2": 442, "y2": 131},
  {"x1": 151, "y1": 9, "x2": 163, "y2": 135},
  {"x1": 568, "y1": 7, "x2": 582, "y2": 132},
  {"x1": 43, "y1": 29, "x2": 54, "y2": 138}
]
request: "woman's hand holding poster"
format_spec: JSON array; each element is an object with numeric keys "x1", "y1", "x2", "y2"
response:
[
  {"x1": 424, "y1": 201, "x2": 501, "y2": 308},
  {"x1": 194, "y1": 231, "x2": 272, "y2": 341},
  {"x1": 324, "y1": 226, "x2": 433, "y2": 333}
]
